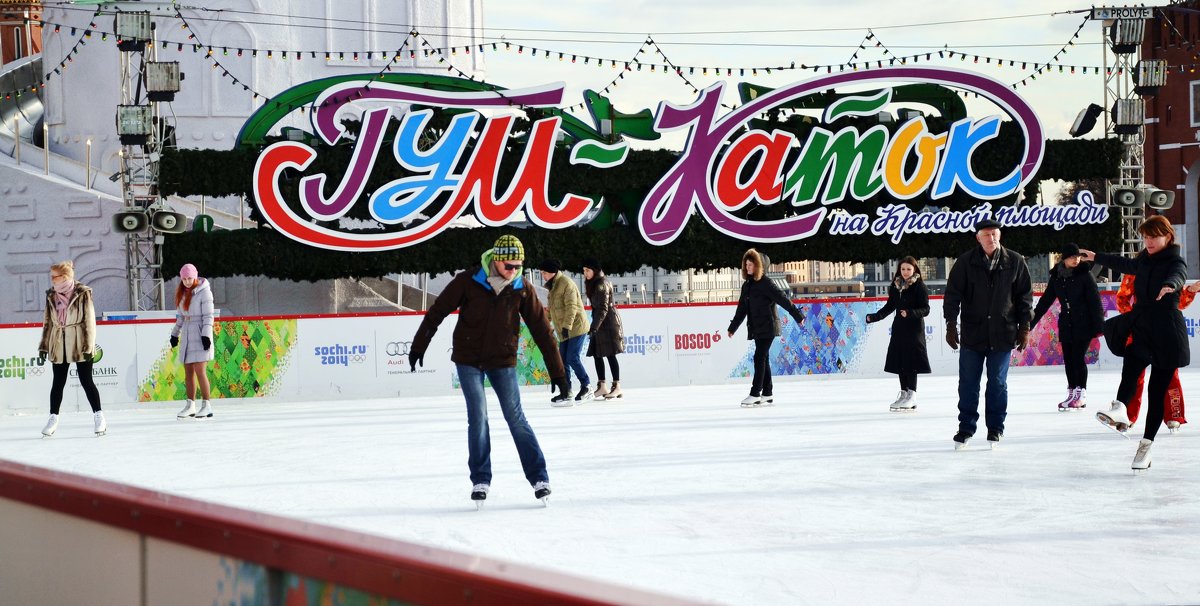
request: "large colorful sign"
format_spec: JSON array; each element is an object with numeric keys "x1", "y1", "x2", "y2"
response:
[{"x1": 252, "y1": 67, "x2": 1058, "y2": 252}]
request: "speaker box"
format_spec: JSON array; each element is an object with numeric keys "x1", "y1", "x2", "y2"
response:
[
  {"x1": 1110, "y1": 188, "x2": 1144, "y2": 208},
  {"x1": 1146, "y1": 189, "x2": 1175, "y2": 210},
  {"x1": 150, "y1": 210, "x2": 187, "y2": 234},
  {"x1": 113, "y1": 210, "x2": 148, "y2": 233}
]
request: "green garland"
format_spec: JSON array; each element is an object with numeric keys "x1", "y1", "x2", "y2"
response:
[{"x1": 163, "y1": 214, "x2": 1121, "y2": 281}]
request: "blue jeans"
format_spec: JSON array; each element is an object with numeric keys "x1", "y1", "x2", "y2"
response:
[
  {"x1": 457, "y1": 365, "x2": 548, "y2": 487},
  {"x1": 559, "y1": 334, "x2": 590, "y2": 388},
  {"x1": 957, "y1": 347, "x2": 1012, "y2": 436}
]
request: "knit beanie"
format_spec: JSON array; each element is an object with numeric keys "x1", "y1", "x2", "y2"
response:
[
  {"x1": 582, "y1": 257, "x2": 602, "y2": 273},
  {"x1": 537, "y1": 258, "x2": 561, "y2": 273},
  {"x1": 179, "y1": 263, "x2": 199, "y2": 280},
  {"x1": 492, "y1": 235, "x2": 525, "y2": 262}
]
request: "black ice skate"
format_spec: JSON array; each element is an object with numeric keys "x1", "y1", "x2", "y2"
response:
[
  {"x1": 953, "y1": 430, "x2": 972, "y2": 451},
  {"x1": 470, "y1": 484, "x2": 489, "y2": 510},
  {"x1": 986, "y1": 430, "x2": 1002, "y2": 450},
  {"x1": 533, "y1": 481, "x2": 551, "y2": 506}
]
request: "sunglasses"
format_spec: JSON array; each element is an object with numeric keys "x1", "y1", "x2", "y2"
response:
[{"x1": 503, "y1": 263, "x2": 523, "y2": 271}]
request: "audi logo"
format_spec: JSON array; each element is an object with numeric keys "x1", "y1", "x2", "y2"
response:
[{"x1": 386, "y1": 341, "x2": 412, "y2": 357}]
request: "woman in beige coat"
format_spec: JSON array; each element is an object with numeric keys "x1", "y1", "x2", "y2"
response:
[
  {"x1": 37, "y1": 260, "x2": 105, "y2": 437},
  {"x1": 539, "y1": 259, "x2": 591, "y2": 405}
]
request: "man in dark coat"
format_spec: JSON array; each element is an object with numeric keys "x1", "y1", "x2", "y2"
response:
[
  {"x1": 410, "y1": 234, "x2": 568, "y2": 505},
  {"x1": 943, "y1": 219, "x2": 1034, "y2": 449}
]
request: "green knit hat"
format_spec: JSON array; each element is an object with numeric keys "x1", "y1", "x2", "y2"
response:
[{"x1": 492, "y1": 234, "x2": 525, "y2": 262}]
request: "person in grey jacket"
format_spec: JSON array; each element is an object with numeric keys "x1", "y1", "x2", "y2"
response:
[
  {"x1": 170, "y1": 263, "x2": 216, "y2": 419},
  {"x1": 943, "y1": 219, "x2": 1034, "y2": 450}
]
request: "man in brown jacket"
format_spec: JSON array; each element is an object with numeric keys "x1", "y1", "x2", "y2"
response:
[{"x1": 410, "y1": 234, "x2": 568, "y2": 507}]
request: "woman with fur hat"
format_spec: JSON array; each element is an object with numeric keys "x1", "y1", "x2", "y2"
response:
[
  {"x1": 865, "y1": 256, "x2": 931, "y2": 412},
  {"x1": 1030, "y1": 243, "x2": 1104, "y2": 412},
  {"x1": 539, "y1": 258, "x2": 591, "y2": 404},
  {"x1": 582, "y1": 258, "x2": 625, "y2": 399},
  {"x1": 170, "y1": 263, "x2": 216, "y2": 419},
  {"x1": 727, "y1": 249, "x2": 805, "y2": 407},
  {"x1": 37, "y1": 260, "x2": 106, "y2": 437}
]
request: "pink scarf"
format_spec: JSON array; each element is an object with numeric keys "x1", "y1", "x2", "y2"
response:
[{"x1": 53, "y1": 280, "x2": 74, "y2": 325}]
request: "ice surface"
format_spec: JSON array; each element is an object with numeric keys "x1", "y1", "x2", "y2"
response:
[{"x1": 2, "y1": 367, "x2": 1199, "y2": 605}]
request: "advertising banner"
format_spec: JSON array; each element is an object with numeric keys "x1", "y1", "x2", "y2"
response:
[{"x1": 7, "y1": 290, "x2": 1200, "y2": 412}]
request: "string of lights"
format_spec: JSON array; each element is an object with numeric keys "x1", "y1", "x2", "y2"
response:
[
  {"x1": 1, "y1": 10, "x2": 99, "y2": 101},
  {"x1": 1010, "y1": 15, "x2": 1089, "y2": 88},
  {"x1": 19, "y1": 12, "x2": 1191, "y2": 105}
]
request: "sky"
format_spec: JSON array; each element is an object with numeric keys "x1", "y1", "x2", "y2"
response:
[
  {"x1": 475, "y1": 1, "x2": 1113, "y2": 144},
  {"x1": 3, "y1": 367, "x2": 1198, "y2": 605}
]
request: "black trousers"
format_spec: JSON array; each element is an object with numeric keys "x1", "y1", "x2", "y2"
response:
[
  {"x1": 751, "y1": 337, "x2": 774, "y2": 396},
  {"x1": 50, "y1": 361, "x2": 102, "y2": 415},
  {"x1": 898, "y1": 373, "x2": 918, "y2": 391},
  {"x1": 1116, "y1": 358, "x2": 1173, "y2": 441},
  {"x1": 593, "y1": 355, "x2": 620, "y2": 382},
  {"x1": 1061, "y1": 338, "x2": 1090, "y2": 389}
]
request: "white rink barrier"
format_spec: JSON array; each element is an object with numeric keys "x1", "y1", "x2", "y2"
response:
[{"x1": 3, "y1": 293, "x2": 1195, "y2": 412}]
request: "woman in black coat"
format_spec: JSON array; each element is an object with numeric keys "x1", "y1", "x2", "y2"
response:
[
  {"x1": 1082, "y1": 216, "x2": 1189, "y2": 471},
  {"x1": 727, "y1": 249, "x2": 805, "y2": 407},
  {"x1": 1030, "y1": 243, "x2": 1104, "y2": 412},
  {"x1": 865, "y1": 256, "x2": 931, "y2": 412},
  {"x1": 583, "y1": 258, "x2": 625, "y2": 400}
]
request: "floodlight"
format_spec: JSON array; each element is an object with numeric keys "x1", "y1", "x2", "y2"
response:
[
  {"x1": 114, "y1": 12, "x2": 151, "y2": 52},
  {"x1": 1133, "y1": 59, "x2": 1168, "y2": 96},
  {"x1": 1109, "y1": 18, "x2": 1145, "y2": 54},
  {"x1": 1069, "y1": 104, "x2": 1103, "y2": 137},
  {"x1": 145, "y1": 62, "x2": 182, "y2": 102},
  {"x1": 1111, "y1": 99, "x2": 1144, "y2": 135},
  {"x1": 116, "y1": 105, "x2": 153, "y2": 145}
]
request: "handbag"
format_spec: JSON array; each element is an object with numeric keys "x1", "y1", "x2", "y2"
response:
[{"x1": 1102, "y1": 310, "x2": 1138, "y2": 357}]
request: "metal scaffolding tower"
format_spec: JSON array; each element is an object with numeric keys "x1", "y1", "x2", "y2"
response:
[
  {"x1": 1097, "y1": 8, "x2": 1155, "y2": 257},
  {"x1": 113, "y1": 11, "x2": 181, "y2": 310}
]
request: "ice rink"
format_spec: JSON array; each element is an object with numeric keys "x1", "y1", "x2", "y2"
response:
[{"x1": 2, "y1": 366, "x2": 1199, "y2": 605}]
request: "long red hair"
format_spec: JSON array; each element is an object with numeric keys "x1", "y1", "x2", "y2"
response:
[{"x1": 175, "y1": 281, "x2": 196, "y2": 310}]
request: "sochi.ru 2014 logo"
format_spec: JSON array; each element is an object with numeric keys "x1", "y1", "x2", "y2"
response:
[
  {"x1": 624, "y1": 334, "x2": 664, "y2": 355},
  {"x1": 314, "y1": 344, "x2": 369, "y2": 366},
  {"x1": 0, "y1": 354, "x2": 46, "y2": 380},
  {"x1": 673, "y1": 331, "x2": 722, "y2": 351}
]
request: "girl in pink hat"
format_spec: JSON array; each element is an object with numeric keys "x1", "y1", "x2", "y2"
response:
[{"x1": 170, "y1": 263, "x2": 216, "y2": 419}]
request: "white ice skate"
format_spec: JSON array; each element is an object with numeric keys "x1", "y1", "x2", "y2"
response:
[
  {"x1": 740, "y1": 395, "x2": 762, "y2": 407},
  {"x1": 1166, "y1": 420, "x2": 1182, "y2": 434},
  {"x1": 41, "y1": 414, "x2": 59, "y2": 438},
  {"x1": 1097, "y1": 400, "x2": 1132, "y2": 436},
  {"x1": 195, "y1": 400, "x2": 213, "y2": 419},
  {"x1": 592, "y1": 381, "x2": 609, "y2": 399},
  {"x1": 1132, "y1": 438, "x2": 1153, "y2": 471},
  {"x1": 93, "y1": 411, "x2": 107, "y2": 436},
  {"x1": 177, "y1": 399, "x2": 196, "y2": 419},
  {"x1": 890, "y1": 390, "x2": 916, "y2": 412}
]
